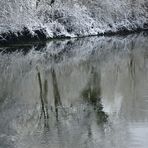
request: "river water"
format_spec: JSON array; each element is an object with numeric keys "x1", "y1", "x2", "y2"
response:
[{"x1": 0, "y1": 33, "x2": 148, "y2": 148}]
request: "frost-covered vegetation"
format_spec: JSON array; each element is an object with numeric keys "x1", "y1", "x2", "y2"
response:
[{"x1": 0, "y1": 0, "x2": 148, "y2": 42}]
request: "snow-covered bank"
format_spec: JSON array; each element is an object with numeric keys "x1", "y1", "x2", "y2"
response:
[{"x1": 0, "y1": 0, "x2": 148, "y2": 45}]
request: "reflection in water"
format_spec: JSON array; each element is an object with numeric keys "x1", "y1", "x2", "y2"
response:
[
  {"x1": 128, "y1": 41, "x2": 136, "y2": 91},
  {"x1": 51, "y1": 67, "x2": 62, "y2": 121},
  {"x1": 81, "y1": 65, "x2": 108, "y2": 124},
  {"x1": 37, "y1": 69, "x2": 49, "y2": 128},
  {"x1": 0, "y1": 33, "x2": 148, "y2": 148}
]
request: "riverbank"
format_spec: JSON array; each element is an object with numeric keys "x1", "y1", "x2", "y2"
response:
[{"x1": 0, "y1": 25, "x2": 148, "y2": 47}]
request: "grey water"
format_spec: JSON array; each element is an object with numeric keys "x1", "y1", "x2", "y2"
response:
[{"x1": 0, "y1": 33, "x2": 148, "y2": 148}]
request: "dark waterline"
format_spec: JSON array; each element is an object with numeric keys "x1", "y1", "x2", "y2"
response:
[
  {"x1": 0, "y1": 33, "x2": 148, "y2": 148},
  {"x1": 0, "y1": 27, "x2": 148, "y2": 47}
]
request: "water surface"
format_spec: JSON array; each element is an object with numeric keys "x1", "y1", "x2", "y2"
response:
[{"x1": 0, "y1": 33, "x2": 148, "y2": 148}]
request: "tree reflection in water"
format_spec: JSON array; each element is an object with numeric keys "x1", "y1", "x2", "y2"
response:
[
  {"x1": 37, "y1": 68, "x2": 49, "y2": 128},
  {"x1": 51, "y1": 67, "x2": 62, "y2": 121},
  {"x1": 81, "y1": 65, "x2": 108, "y2": 125}
]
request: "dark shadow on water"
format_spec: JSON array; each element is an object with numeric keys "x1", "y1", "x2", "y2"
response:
[
  {"x1": 51, "y1": 67, "x2": 62, "y2": 121},
  {"x1": 37, "y1": 69, "x2": 49, "y2": 128},
  {"x1": 81, "y1": 65, "x2": 108, "y2": 124},
  {"x1": 0, "y1": 42, "x2": 47, "y2": 55}
]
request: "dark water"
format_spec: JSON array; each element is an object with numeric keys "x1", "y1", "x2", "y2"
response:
[{"x1": 0, "y1": 33, "x2": 148, "y2": 148}]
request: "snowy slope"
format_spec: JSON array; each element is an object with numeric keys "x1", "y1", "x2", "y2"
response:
[{"x1": 0, "y1": 0, "x2": 148, "y2": 43}]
